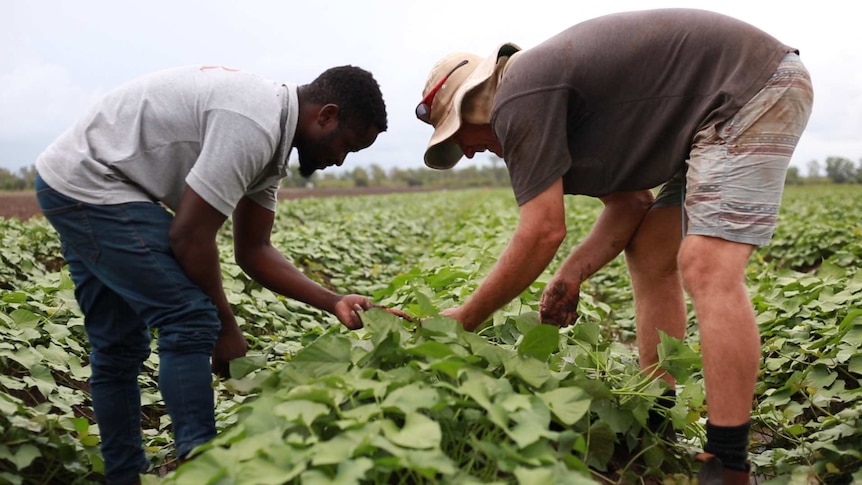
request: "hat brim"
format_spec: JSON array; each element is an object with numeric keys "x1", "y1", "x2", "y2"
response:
[{"x1": 423, "y1": 43, "x2": 520, "y2": 170}]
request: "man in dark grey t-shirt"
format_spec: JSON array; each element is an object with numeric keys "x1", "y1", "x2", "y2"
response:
[
  {"x1": 35, "y1": 65, "x2": 387, "y2": 485},
  {"x1": 415, "y1": 9, "x2": 812, "y2": 483}
]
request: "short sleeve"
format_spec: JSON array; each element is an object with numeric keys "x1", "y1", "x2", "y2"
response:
[
  {"x1": 245, "y1": 181, "x2": 279, "y2": 212},
  {"x1": 492, "y1": 89, "x2": 573, "y2": 206},
  {"x1": 185, "y1": 109, "x2": 278, "y2": 216}
]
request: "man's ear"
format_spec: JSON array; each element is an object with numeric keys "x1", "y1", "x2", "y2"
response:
[{"x1": 317, "y1": 104, "x2": 340, "y2": 128}]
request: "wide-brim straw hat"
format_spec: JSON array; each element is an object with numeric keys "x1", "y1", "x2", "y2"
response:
[{"x1": 420, "y1": 43, "x2": 520, "y2": 169}]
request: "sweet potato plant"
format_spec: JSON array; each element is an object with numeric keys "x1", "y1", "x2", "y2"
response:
[{"x1": 2, "y1": 186, "x2": 862, "y2": 484}]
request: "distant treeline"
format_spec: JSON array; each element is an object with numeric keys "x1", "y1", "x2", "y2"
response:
[
  {"x1": 288, "y1": 157, "x2": 511, "y2": 189},
  {"x1": 3, "y1": 155, "x2": 862, "y2": 191},
  {"x1": 0, "y1": 165, "x2": 37, "y2": 191},
  {"x1": 788, "y1": 156, "x2": 862, "y2": 185},
  {"x1": 0, "y1": 157, "x2": 513, "y2": 191}
]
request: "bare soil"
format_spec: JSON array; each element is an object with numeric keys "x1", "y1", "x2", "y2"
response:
[
  {"x1": 0, "y1": 186, "x2": 443, "y2": 221},
  {"x1": 0, "y1": 191, "x2": 41, "y2": 221}
]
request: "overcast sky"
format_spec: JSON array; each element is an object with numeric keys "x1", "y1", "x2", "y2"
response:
[{"x1": 3, "y1": 1, "x2": 860, "y2": 176}]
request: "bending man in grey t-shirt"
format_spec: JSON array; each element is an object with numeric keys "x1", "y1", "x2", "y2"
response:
[
  {"x1": 35, "y1": 64, "x2": 387, "y2": 485},
  {"x1": 415, "y1": 9, "x2": 812, "y2": 484}
]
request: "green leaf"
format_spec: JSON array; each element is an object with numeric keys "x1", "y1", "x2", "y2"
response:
[
  {"x1": 537, "y1": 387, "x2": 591, "y2": 426},
  {"x1": 9, "y1": 444, "x2": 40, "y2": 470},
  {"x1": 428, "y1": 359, "x2": 465, "y2": 379},
  {"x1": 0, "y1": 393, "x2": 19, "y2": 416},
  {"x1": 10, "y1": 309, "x2": 40, "y2": 326},
  {"x1": 29, "y1": 364, "x2": 56, "y2": 397},
  {"x1": 406, "y1": 341, "x2": 456, "y2": 359},
  {"x1": 514, "y1": 463, "x2": 596, "y2": 485},
  {"x1": 234, "y1": 454, "x2": 302, "y2": 485},
  {"x1": 381, "y1": 413, "x2": 441, "y2": 449},
  {"x1": 458, "y1": 372, "x2": 511, "y2": 432},
  {"x1": 381, "y1": 384, "x2": 439, "y2": 414},
  {"x1": 592, "y1": 399, "x2": 635, "y2": 435},
  {"x1": 229, "y1": 354, "x2": 268, "y2": 379},
  {"x1": 503, "y1": 354, "x2": 551, "y2": 388},
  {"x1": 572, "y1": 321, "x2": 600, "y2": 346},
  {"x1": 462, "y1": 332, "x2": 506, "y2": 368},
  {"x1": 303, "y1": 457, "x2": 375, "y2": 485},
  {"x1": 517, "y1": 324, "x2": 560, "y2": 361},
  {"x1": 290, "y1": 334, "x2": 352, "y2": 378},
  {"x1": 506, "y1": 397, "x2": 554, "y2": 448},
  {"x1": 0, "y1": 471, "x2": 24, "y2": 485},
  {"x1": 273, "y1": 400, "x2": 330, "y2": 426},
  {"x1": 70, "y1": 416, "x2": 89, "y2": 435},
  {"x1": 514, "y1": 466, "x2": 554, "y2": 484},
  {"x1": 236, "y1": 395, "x2": 286, "y2": 436},
  {"x1": 2, "y1": 291, "x2": 29, "y2": 303},
  {"x1": 79, "y1": 435, "x2": 100, "y2": 447},
  {"x1": 414, "y1": 288, "x2": 438, "y2": 316},
  {"x1": 332, "y1": 458, "x2": 374, "y2": 484},
  {"x1": 311, "y1": 425, "x2": 379, "y2": 466},
  {"x1": 586, "y1": 422, "x2": 616, "y2": 471},
  {"x1": 656, "y1": 331, "x2": 701, "y2": 381}
]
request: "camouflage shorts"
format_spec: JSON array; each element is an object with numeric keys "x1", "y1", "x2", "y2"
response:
[{"x1": 654, "y1": 52, "x2": 814, "y2": 246}]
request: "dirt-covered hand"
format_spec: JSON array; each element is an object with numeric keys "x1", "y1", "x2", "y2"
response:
[
  {"x1": 540, "y1": 276, "x2": 580, "y2": 327},
  {"x1": 211, "y1": 326, "x2": 248, "y2": 379}
]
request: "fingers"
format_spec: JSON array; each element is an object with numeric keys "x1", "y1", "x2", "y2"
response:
[
  {"x1": 384, "y1": 307, "x2": 415, "y2": 322},
  {"x1": 349, "y1": 303, "x2": 365, "y2": 329},
  {"x1": 370, "y1": 303, "x2": 415, "y2": 322},
  {"x1": 540, "y1": 280, "x2": 579, "y2": 327},
  {"x1": 540, "y1": 292, "x2": 575, "y2": 326},
  {"x1": 350, "y1": 302, "x2": 415, "y2": 325}
]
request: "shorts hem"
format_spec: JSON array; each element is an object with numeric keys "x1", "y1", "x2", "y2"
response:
[{"x1": 685, "y1": 227, "x2": 770, "y2": 247}]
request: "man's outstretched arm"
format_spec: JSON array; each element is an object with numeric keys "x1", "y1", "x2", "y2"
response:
[
  {"x1": 444, "y1": 179, "x2": 567, "y2": 331},
  {"x1": 231, "y1": 196, "x2": 370, "y2": 330},
  {"x1": 540, "y1": 189, "x2": 654, "y2": 326}
]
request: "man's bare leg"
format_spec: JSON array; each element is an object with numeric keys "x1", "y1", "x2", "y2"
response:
[
  {"x1": 678, "y1": 234, "x2": 758, "y2": 425},
  {"x1": 624, "y1": 205, "x2": 687, "y2": 385}
]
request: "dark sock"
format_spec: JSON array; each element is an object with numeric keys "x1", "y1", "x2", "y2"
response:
[
  {"x1": 647, "y1": 389, "x2": 676, "y2": 431},
  {"x1": 704, "y1": 421, "x2": 751, "y2": 471}
]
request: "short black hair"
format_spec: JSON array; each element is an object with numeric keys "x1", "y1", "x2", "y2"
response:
[{"x1": 305, "y1": 66, "x2": 387, "y2": 133}]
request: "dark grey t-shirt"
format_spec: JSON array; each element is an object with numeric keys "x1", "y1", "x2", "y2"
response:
[{"x1": 491, "y1": 8, "x2": 795, "y2": 204}]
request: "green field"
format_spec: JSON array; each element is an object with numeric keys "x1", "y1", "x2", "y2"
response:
[{"x1": 2, "y1": 185, "x2": 862, "y2": 484}]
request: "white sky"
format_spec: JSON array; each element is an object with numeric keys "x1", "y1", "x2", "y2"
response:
[{"x1": 2, "y1": 1, "x2": 860, "y2": 176}]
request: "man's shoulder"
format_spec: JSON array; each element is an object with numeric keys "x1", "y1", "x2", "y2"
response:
[{"x1": 124, "y1": 65, "x2": 281, "y2": 101}]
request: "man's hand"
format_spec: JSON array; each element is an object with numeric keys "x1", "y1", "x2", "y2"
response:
[
  {"x1": 211, "y1": 324, "x2": 248, "y2": 379},
  {"x1": 440, "y1": 306, "x2": 462, "y2": 321},
  {"x1": 334, "y1": 294, "x2": 372, "y2": 330},
  {"x1": 441, "y1": 306, "x2": 481, "y2": 331},
  {"x1": 540, "y1": 275, "x2": 581, "y2": 327}
]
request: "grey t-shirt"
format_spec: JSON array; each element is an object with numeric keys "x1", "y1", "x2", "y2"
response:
[
  {"x1": 491, "y1": 8, "x2": 796, "y2": 205},
  {"x1": 35, "y1": 65, "x2": 299, "y2": 216}
]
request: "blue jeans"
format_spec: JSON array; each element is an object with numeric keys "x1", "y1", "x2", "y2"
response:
[{"x1": 35, "y1": 175, "x2": 221, "y2": 485}]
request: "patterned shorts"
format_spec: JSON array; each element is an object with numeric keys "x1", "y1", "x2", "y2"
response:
[{"x1": 654, "y1": 52, "x2": 814, "y2": 246}]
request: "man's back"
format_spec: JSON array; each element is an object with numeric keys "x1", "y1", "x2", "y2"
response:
[
  {"x1": 36, "y1": 65, "x2": 291, "y2": 214},
  {"x1": 493, "y1": 8, "x2": 794, "y2": 201}
]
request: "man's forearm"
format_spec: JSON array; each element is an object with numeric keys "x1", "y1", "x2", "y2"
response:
[
  {"x1": 460, "y1": 225, "x2": 564, "y2": 329},
  {"x1": 238, "y1": 245, "x2": 341, "y2": 313},
  {"x1": 171, "y1": 237, "x2": 238, "y2": 332},
  {"x1": 458, "y1": 180, "x2": 568, "y2": 330},
  {"x1": 557, "y1": 190, "x2": 654, "y2": 282}
]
